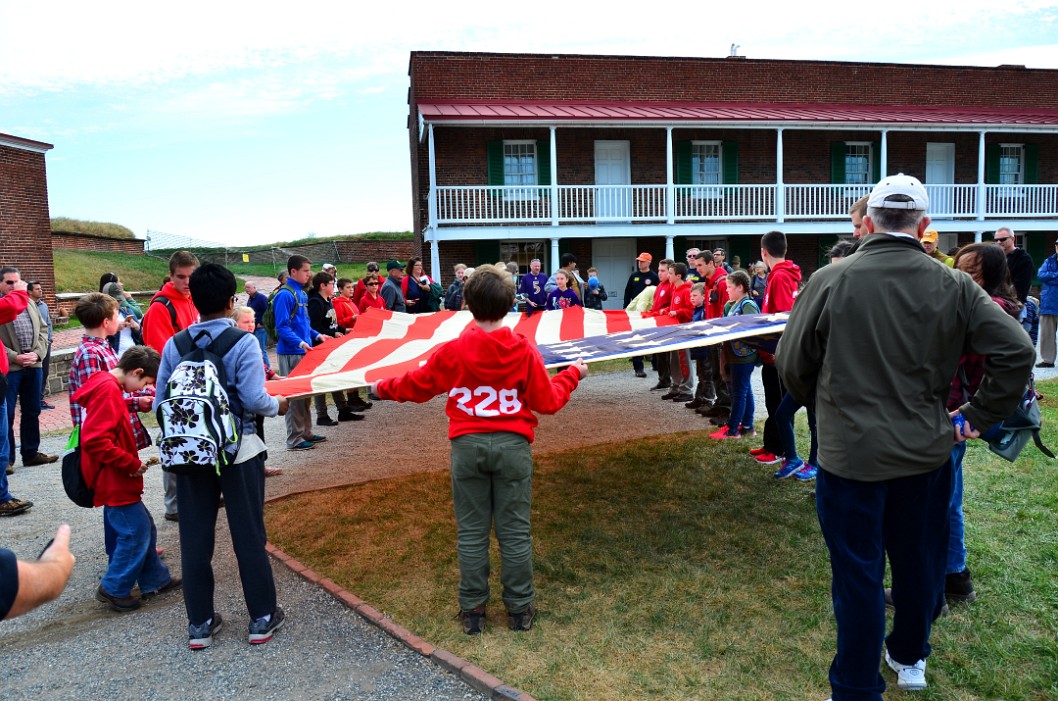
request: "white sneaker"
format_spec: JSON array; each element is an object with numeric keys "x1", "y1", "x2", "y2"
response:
[{"x1": 885, "y1": 650, "x2": 927, "y2": 691}]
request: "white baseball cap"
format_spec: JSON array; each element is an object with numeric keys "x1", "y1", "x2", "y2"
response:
[{"x1": 867, "y1": 173, "x2": 929, "y2": 211}]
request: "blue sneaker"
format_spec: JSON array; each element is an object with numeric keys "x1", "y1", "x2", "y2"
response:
[
  {"x1": 248, "y1": 606, "x2": 285, "y2": 644},
  {"x1": 794, "y1": 463, "x2": 819, "y2": 481},
  {"x1": 773, "y1": 457, "x2": 804, "y2": 479},
  {"x1": 189, "y1": 613, "x2": 223, "y2": 650}
]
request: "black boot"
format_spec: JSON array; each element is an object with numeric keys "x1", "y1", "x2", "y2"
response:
[{"x1": 945, "y1": 569, "x2": 977, "y2": 603}]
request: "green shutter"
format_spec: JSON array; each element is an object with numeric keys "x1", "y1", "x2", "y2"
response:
[
  {"x1": 722, "y1": 142, "x2": 739, "y2": 197},
  {"x1": 985, "y1": 143, "x2": 1000, "y2": 184},
  {"x1": 871, "y1": 141, "x2": 881, "y2": 183},
  {"x1": 486, "y1": 140, "x2": 504, "y2": 196},
  {"x1": 675, "y1": 141, "x2": 693, "y2": 185},
  {"x1": 536, "y1": 139, "x2": 551, "y2": 198},
  {"x1": 1025, "y1": 143, "x2": 1039, "y2": 184},
  {"x1": 830, "y1": 142, "x2": 846, "y2": 184},
  {"x1": 475, "y1": 240, "x2": 501, "y2": 266}
]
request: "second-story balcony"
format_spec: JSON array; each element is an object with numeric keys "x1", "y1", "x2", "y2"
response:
[{"x1": 433, "y1": 183, "x2": 1058, "y2": 227}]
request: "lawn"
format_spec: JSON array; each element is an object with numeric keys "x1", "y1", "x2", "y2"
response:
[
  {"x1": 53, "y1": 250, "x2": 172, "y2": 293},
  {"x1": 266, "y1": 383, "x2": 1058, "y2": 701}
]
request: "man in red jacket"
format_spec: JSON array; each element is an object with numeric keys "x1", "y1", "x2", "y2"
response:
[
  {"x1": 753, "y1": 230, "x2": 802, "y2": 464},
  {"x1": 695, "y1": 253, "x2": 731, "y2": 421},
  {"x1": 646, "y1": 259, "x2": 675, "y2": 391},
  {"x1": 0, "y1": 273, "x2": 33, "y2": 516},
  {"x1": 373, "y1": 266, "x2": 586, "y2": 636},
  {"x1": 662, "y1": 262, "x2": 695, "y2": 402},
  {"x1": 140, "y1": 250, "x2": 199, "y2": 522}
]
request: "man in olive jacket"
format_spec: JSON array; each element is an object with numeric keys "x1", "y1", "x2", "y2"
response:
[{"x1": 776, "y1": 174, "x2": 1034, "y2": 699}]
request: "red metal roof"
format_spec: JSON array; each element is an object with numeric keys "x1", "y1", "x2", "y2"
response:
[{"x1": 418, "y1": 101, "x2": 1058, "y2": 126}]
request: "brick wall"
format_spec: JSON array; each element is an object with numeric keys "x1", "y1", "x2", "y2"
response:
[
  {"x1": 51, "y1": 231, "x2": 145, "y2": 255},
  {"x1": 0, "y1": 141, "x2": 56, "y2": 308}
]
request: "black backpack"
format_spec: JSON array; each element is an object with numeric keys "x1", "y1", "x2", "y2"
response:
[{"x1": 61, "y1": 427, "x2": 94, "y2": 508}]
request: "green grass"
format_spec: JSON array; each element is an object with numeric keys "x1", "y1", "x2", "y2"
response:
[
  {"x1": 51, "y1": 217, "x2": 135, "y2": 238},
  {"x1": 266, "y1": 381, "x2": 1058, "y2": 701},
  {"x1": 53, "y1": 250, "x2": 171, "y2": 293},
  {"x1": 225, "y1": 262, "x2": 369, "y2": 282}
]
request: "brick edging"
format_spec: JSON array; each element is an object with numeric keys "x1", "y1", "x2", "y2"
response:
[{"x1": 264, "y1": 541, "x2": 537, "y2": 701}]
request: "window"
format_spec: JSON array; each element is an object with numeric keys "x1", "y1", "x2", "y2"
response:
[
  {"x1": 503, "y1": 141, "x2": 537, "y2": 199},
  {"x1": 844, "y1": 143, "x2": 873, "y2": 185},
  {"x1": 500, "y1": 241, "x2": 547, "y2": 275},
  {"x1": 691, "y1": 142, "x2": 722, "y2": 198},
  {"x1": 999, "y1": 144, "x2": 1024, "y2": 185}
]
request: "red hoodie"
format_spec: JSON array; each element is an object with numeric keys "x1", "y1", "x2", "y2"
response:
[
  {"x1": 647, "y1": 279, "x2": 673, "y2": 317},
  {"x1": 705, "y1": 268, "x2": 729, "y2": 319},
  {"x1": 141, "y1": 282, "x2": 199, "y2": 352},
  {"x1": 0, "y1": 290, "x2": 29, "y2": 375},
  {"x1": 667, "y1": 280, "x2": 694, "y2": 323},
  {"x1": 72, "y1": 372, "x2": 142, "y2": 507},
  {"x1": 762, "y1": 259, "x2": 802, "y2": 314},
  {"x1": 376, "y1": 324, "x2": 581, "y2": 442}
]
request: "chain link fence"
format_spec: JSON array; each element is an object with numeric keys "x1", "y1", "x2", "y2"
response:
[{"x1": 146, "y1": 230, "x2": 345, "y2": 275}]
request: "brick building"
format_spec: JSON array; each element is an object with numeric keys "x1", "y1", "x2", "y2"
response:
[
  {"x1": 407, "y1": 52, "x2": 1058, "y2": 306},
  {"x1": 1, "y1": 133, "x2": 56, "y2": 307}
]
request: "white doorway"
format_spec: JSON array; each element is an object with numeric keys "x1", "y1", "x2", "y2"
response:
[
  {"x1": 591, "y1": 237, "x2": 637, "y2": 310},
  {"x1": 925, "y1": 143, "x2": 956, "y2": 217},
  {"x1": 595, "y1": 141, "x2": 631, "y2": 221}
]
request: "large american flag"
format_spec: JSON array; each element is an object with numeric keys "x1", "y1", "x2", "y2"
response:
[{"x1": 265, "y1": 307, "x2": 787, "y2": 399}]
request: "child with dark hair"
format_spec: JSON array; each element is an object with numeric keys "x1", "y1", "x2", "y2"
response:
[
  {"x1": 372, "y1": 266, "x2": 587, "y2": 635},
  {"x1": 545, "y1": 270, "x2": 582, "y2": 310},
  {"x1": 153, "y1": 262, "x2": 289, "y2": 649},
  {"x1": 75, "y1": 345, "x2": 180, "y2": 612},
  {"x1": 710, "y1": 270, "x2": 760, "y2": 440},
  {"x1": 307, "y1": 272, "x2": 361, "y2": 424}
]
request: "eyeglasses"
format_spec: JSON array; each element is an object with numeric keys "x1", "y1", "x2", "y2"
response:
[
  {"x1": 366, "y1": 282, "x2": 379, "y2": 286},
  {"x1": 995, "y1": 236, "x2": 1012, "y2": 242}
]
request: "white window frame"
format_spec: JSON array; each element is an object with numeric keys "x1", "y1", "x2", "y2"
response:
[
  {"x1": 844, "y1": 142, "x2": 873, "y2": 187},
  {"x1": 503, "y1": 140, "x2": 538, "y2": 201},
  {"x1": 998, "y1": 143, "x2": 1026, "y2": 198},
  {"x1": 499, "y1": 240, "x2": 547, "y2": 275},
  {"x1": 691, "y1": 141, "x2": 723, "y2": 199}
]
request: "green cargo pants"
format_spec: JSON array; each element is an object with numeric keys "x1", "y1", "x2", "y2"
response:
[{"x1": 450, "y1": 431, "x2": 535, "y2": 613}]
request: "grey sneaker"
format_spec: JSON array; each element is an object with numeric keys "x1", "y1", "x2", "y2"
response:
[
  {"x1": 885, "y1": 650, "x2": 927, "y2": 691},
  {"x1": 189, "y1": 613, "x2": 223, "y2": 650},
  {"x1": 248, "y1": 606, "x2": 285, "y2": 644}
]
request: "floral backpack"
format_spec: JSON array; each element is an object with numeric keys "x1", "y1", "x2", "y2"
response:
[{"x1": 156, "y1": 328, "x2": 246, "y2": 475}]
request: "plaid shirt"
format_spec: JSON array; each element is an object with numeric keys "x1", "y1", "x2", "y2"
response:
[{"x1": 69, "y1": 335, "x2": 152, "y2": 449}]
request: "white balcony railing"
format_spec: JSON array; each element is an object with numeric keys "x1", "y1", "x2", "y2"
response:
[{"x1": 432, "y1": 183, "x2": 1058, "y2": 226}]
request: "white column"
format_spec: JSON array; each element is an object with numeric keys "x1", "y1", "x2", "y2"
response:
[
  {"x1": 977, "y1": 131, "x2": 987, "y2": 222},
  {"x1": 666, "y1": 127, "x2": 674, "y2": 225},
  {"x1": 665, "y1": 236, "x2": 674, "y2": 261},
  {"x1": 428, "y1": 124, "x2": 440, "y2": 282},
  {"x1": 550, "y1": 126, "x2": 559, "y2": 226},
  {"x1": 550, "y1": 238, "x2": 560, "y2": 273},
  {"x1": 880, "y1": 130, "x2": 888, "y2": 178},
  {"x1": 775, "y1": 128, "x2": 785, "y2": 223},
  {"x1": 974, "y1": 230, "x2": 984, "y2": 243}
]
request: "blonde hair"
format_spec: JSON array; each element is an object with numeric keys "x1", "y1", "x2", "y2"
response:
[{"x1": 231, "y1": 305, "x2": 255, "y2": 321}]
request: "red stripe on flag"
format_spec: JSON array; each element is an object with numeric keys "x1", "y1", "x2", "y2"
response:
[
  {"x1": 558, "y1": 306, "x2": 585, "y2": 341},
  {"x1": 604, "y1": 310, "x2": 634, "y2": 334},
  {"x1": 334, "y1": 311, "x2": 454, "y2": 375},
  {"x1": 513, "y1": 310, "x2": 544, "y2": 339}
]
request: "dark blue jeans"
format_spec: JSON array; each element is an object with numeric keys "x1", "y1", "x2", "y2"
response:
[
  {"x1": 816, "y1": 460, "x2": 952, "y2": 700},
  {"x1": 0, "y1": 396, "x2": 10, "y2": 502},
  {"x1": 176, "y1": 453, "x2": 276, "y2": 626},
  {"x1": 253, "y1": 327, "x2": 271, "y2": 369},
  {"x1": 776, "y1": 392, "x2": 818, "y2": 464},
  {"x1": 5, "y1": 366, "x2": 42, "y2": 465},
  {"x1": 726, "y1": 362, "x2": 755, "y2": 434},
  {"x1": 102, "y1": 501, "x2": 172, "y2": 597}
]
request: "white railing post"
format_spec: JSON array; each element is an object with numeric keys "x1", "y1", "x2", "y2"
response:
[
  {"x1": 429, "y1": 230, "x2": 440, "y2": 283},
  {"x1": 775, "y1": 128, "x2": 785, "y2": 223},
  {"x1": 665, "y1": 236, "x2": 674, "y2": 261},
  {"x1": 666, "y1": 127, "x2": 675, "y2": 225},
  {"x1": 427, "y1": 124, "x2": 438, "y2": 229},
  {"x1": 977, "y1": 131, "x2": 987, "y2": 222},
  {"x1": 550, "y1": 127, "x2": 559, "y2": 226},
  {"x1": 550, "y1": 238, "x2": 560, "y2": 273},
  {"x1": 880, "y1": 129, "x2": 888, "y2": 178}
]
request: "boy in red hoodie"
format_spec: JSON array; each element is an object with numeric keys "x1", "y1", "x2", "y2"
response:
[
  {"x1": 662, "y1": 262, "x2": 695, "y2": 401},
  {"x1": 751, "y1": 230, "x2": 803, "y2": 465},
  {"x1": 646, "y1": 259, "x2": 675, "y2": 391},
  {"x1": 75, "y1": 345, "x2": 180, "y2": 612},
  {"x1": 373, "y1": 266, "x2": 587, "y2": 635}
]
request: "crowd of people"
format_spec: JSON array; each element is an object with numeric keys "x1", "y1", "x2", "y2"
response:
[{"x1": 0, "y1": 175, "x2": 1046, "y2": 700}]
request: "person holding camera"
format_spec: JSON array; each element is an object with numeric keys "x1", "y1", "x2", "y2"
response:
[{"x1": 401, "y1": 258, "x2": 434, "y2": 314}]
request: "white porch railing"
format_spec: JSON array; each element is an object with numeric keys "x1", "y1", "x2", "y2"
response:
[{"x1": 433, "y1": 184, "x2": 1058, "y2": 225}]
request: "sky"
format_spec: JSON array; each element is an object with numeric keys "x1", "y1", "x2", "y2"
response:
[{"x1": 2, "y1": 1, "x2": 1058, "y2": 248}]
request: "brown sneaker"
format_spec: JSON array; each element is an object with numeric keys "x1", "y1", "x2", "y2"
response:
[
  {"x1": 23, "y1": 452, "x2": 58, "y2": 467},
  {"x1": 96, "y1": 585, "x2": 141, "y2": 612},
  {"x1": 0, "y1": 498, "x2": 32, "y2": 517},
  {"x1": 507, "y1": 603, "x2": 537, "y2": 631},
  {"x1": 459, "y1": 604, "x2": 486, "y2": 635}
]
